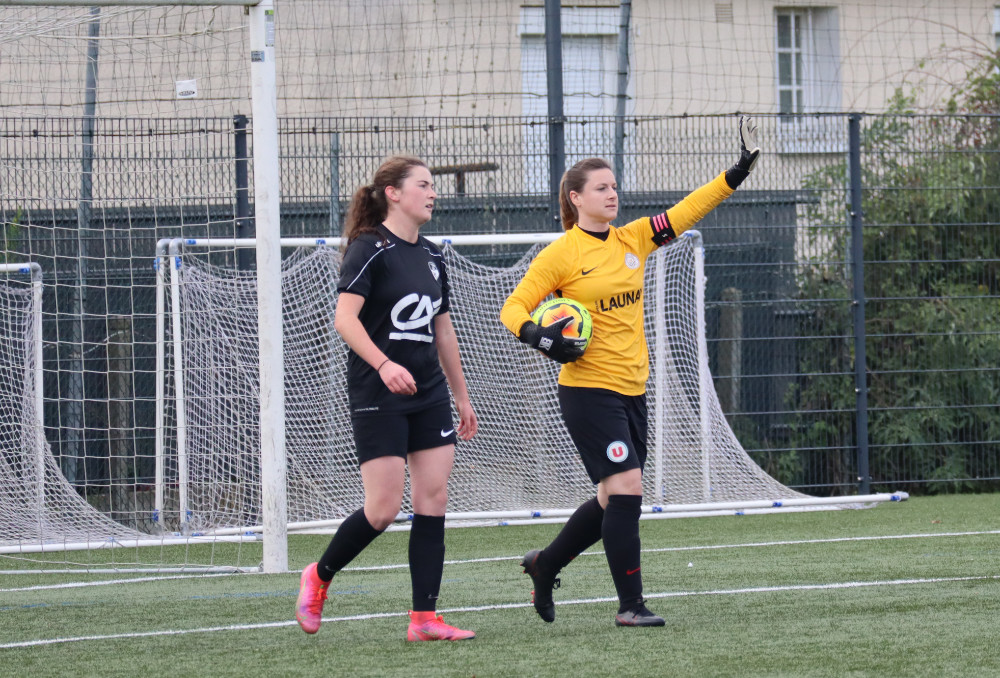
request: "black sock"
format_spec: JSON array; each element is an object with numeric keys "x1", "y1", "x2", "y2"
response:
[
  {"x1": 538, "y1": 497, "x2": 604, "y2": 575},
  {"x1": 408, "y1": 514, "x2": 446, "y2": 611},
  {"x1": 316, "y1": 508, "x2": 384, "y2": 582},
  {"x1": 602, "y1": 494, "x2": 643, "y2": 613}
]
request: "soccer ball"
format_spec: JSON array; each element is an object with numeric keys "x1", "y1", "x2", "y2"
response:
[{"x1": 531, "y1": 297, "x2": 593, "y2": 351}]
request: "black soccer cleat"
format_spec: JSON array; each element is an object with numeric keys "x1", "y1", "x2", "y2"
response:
[
  {"x1": 614, "y1": 599, "x2": 665, "y2": 627},
  {"x1": 520, "y1": 549, "x2": 560, "y2": 623}
]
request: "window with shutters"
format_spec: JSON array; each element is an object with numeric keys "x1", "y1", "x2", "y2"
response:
[{"x1": 775, "y1": 7, "x2": 844, "y2": 153}]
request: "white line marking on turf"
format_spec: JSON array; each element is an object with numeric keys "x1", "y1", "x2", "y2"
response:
[
  {"x1": 0, "y1": 572, "x2": 239, "y2": 593},
  {"x1": 5, "y1": 529, "x2": 998, "y2": 593},
  {"x1": 2, "y1": 574, "x2": 997, "y2": 649},
  {"x1": 641, "y1": 529, "x2": 1000, "y2": 555},
  {"x1": 344, "y1": 529, "x2": 1000, "y2": 571}
]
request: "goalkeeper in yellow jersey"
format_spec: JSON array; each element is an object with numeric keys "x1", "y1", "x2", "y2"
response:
[{"x1": 500, "y1": 115, "x2": 760, "y2": 627}]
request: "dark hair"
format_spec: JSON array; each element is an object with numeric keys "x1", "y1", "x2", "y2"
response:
[
  {"x1": 342, "y1": 155, "x2": 428, "y2": 247},
  {"x1": 558, "y1": 157, "x2": 613, "y2": 231}
]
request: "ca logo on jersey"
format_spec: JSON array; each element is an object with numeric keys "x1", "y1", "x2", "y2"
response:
[{"x1": 389, "y1": 293, "x2": 441, "y2": 343}]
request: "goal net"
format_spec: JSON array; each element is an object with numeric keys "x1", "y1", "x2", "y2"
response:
[
  {"x1": 0, "y1": 265, "x2": 146, "y2": 550},
  {"x1": 157, "y1": 232, "x2": 807, "y2": 535},
  {"x1": 0, "y1": 2, "x2": 270, "y2": 569}
]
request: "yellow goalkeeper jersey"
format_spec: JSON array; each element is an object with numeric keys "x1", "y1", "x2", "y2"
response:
[{"x1": 500, "y1": 171, "x2": 734, "y2": 396}]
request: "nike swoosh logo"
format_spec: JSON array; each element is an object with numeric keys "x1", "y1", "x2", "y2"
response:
[
  {"x1": 582, "y1": 267, "x2": 597, "y2": 275},
  {"x1": 440, "y1": 428, "x2": 454, "y2": 437},
  {"x1": 626, "y1": 567, "x2": 641, "y2": 575}
]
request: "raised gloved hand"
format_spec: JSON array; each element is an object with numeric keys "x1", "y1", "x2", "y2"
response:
[
  {"x1": 518, "y1": 317, "x2": 587, "y2": 364},
  {"x1": 725, "y1": 115, "x2": 761, "y2": 189}
]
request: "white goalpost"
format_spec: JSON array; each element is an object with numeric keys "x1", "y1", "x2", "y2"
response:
[
  {"x1": 0, "y1": 0, "x2": 285, "y2": 571},
  {"x1": 154, "y1": 232, "x2": 907, "y2": 550}
]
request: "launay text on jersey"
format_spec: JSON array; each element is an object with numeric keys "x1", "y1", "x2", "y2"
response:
[{"x1": 597, "y1": 288, "x2": 642, "y2": 312}]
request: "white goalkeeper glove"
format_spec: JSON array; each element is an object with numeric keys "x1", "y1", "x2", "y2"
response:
[{"x1": 725, "y1": 114, "x2": 761, "y2": 188}]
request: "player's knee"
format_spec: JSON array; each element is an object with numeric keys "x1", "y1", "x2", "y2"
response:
[
  {"x1": 412, "y1": 485, "x2": 448, "y2": 514},
  {"x1": 364, "y1": 501, "x2": 402, "y2": 531},
  {"x1": 600, "y1": 469, "x2": 643, "y2": 497},
  {"x1": 366, "y1": 511, "x2": 398, "y2": 531}
]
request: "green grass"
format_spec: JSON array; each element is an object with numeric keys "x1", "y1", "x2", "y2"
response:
[{"x1": 2, "y1": 494, "x2": 999, "y2": 677}]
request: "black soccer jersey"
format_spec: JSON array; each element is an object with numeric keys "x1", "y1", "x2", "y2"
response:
[{"x1": 337, "y1": 225, "x2": 451, "y2": 415}]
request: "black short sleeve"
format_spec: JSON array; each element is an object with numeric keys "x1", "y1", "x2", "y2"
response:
[{"x1": 337, "y1": 235, "x2": 385, "y2": 297}]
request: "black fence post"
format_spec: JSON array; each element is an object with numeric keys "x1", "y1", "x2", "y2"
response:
[
  {"x1": 108, "y1": 315, "x2": 134, "y2": 526},
  {"x1": 544, "y1": 0, "x2": 564, "y2": 229},
  {"x1": 848, "y1": 113, "x2": 871, "y2": 494},
  {"x1": 234, "y1": 114, "x2": 252, "y2": 270},
  {"x1": 65, "y1": 6, "x2": 102, "y2": 483},
  {"x1": 329, "y1": 131, "x2": 341, "y2": 236},
  {"x1": 613, "y1": 0, "x2": 632, "y2": 187}
]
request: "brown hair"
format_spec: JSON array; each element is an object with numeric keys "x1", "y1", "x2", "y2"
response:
[
  {"x1": 558, "y1": 157, "x2": 613, "y2": 231},
  {"x1": 342, "y1": 155, "x2": 428, "y2": 247}
]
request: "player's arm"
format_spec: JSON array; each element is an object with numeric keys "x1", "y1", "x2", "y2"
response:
[
  {"x1": 434, "y1": 312, "x2": 477, "y2": 440},
  {"x1": 500, "y1": 244, "x2": 585, "y2": 364},
  {"x1": 649, "y1": 115, "x2": 761, "y2": 247},
  {"x1": 499, "y1": 245, "x2": 561, "y2": 337},
  {"x1": 334, "y1": 292, "x2": 416, "y2": 395}
]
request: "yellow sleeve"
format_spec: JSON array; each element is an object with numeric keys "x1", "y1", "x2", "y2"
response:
[
  {"x1": 665, "y1": 171, "x2": 734, "y2": 236},
  {"x1": 500, "y1": 239, "x2": 570, "y2": 337},
  {"x1": 620, "y1": 172, "x2": 734, "y2": 253}
]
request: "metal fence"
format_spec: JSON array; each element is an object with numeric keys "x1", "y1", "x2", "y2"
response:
[{"x1": 0, "y1": 113, "x2": 997, "y2": 500}]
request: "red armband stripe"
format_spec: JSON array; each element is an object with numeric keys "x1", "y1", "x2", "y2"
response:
[{"x1": 650, "y1": 213, "x2": 676, "y2": 245}]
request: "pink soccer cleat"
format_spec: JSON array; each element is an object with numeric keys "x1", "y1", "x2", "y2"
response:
[
  {"x1": 295, "y1": 562, "x2": 330, "y2": 634},
  {"x1": 406, "y1": 610, "x2": 476, "y2": 641}
]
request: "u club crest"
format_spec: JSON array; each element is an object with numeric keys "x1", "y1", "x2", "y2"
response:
[{"x1": 606, "y1": 441, "x2": 629, "y2": 462}]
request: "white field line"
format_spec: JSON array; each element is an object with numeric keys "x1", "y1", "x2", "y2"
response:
[
  {"x1": 3, "y1": 529, "x2": 999, "y2": 592},
  {"x1": 2, "y1": 574, "x2": 998, "y2": 650},
  {"x1": 347, "y1": 528, "x2": 1000, "y2": 572},
  {"x1": 0, "y1": 572, "x2": 239, "y2": 593}
]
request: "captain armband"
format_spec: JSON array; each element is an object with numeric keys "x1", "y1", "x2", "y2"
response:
[{"x1": 650, "y1": 213, "x2": 677, "y2": 247}]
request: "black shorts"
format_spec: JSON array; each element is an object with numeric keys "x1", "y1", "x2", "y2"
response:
[
  {"x1": 350, "y1": 401, "x2": 458, "y2": 465},
  {"x1": 558, "y1": 384, "x2": 648, "y2": 484}
]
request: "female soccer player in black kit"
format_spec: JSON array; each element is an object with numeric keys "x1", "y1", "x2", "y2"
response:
[
  {"x1": 501, "y1": 116, "x2": 761, "y2": 627},
  {"x1": 295, "y1": 155, "x2": 478, "y2": 641}
]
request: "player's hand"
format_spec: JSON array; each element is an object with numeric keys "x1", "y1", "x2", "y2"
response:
[
  {"x1": 519, "y1": 317, "x2": 587, "y2": 364},
  {"x1": 736, "y1": 114, "x2": 760, "y2": 172},
  {"x1": 725, "y1": 114, "x2": 761, "y2": 189},
  {"x1": 378, "y1": 360, "x2": 417, "y2": 395},
  {"x1": 455, "y1": 399, "x2": 478, "y2": 440}
]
